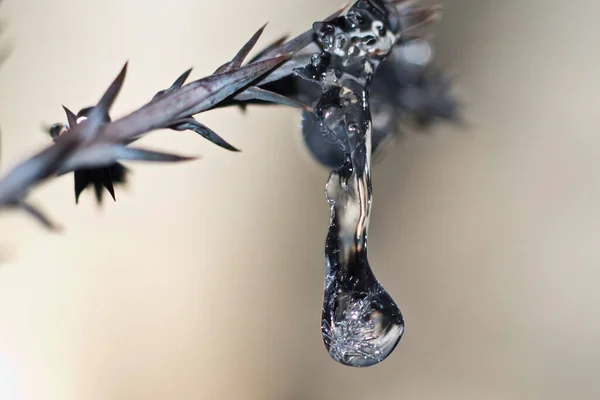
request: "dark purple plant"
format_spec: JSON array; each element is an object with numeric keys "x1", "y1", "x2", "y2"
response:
[
  {"x1": 0, "y1": 0, "x2": 458, "y2": 366},
  {"x1": 0, "y1": 1, "x2": 454, "y2": 229}
]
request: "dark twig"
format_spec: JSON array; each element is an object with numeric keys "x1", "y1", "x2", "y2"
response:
[
  {"x1": 0, "y1": 29, "x2": 300, "y2": 227},
  {"x1": 0, "y1": 0, "x2": 452, "y2": 230}
]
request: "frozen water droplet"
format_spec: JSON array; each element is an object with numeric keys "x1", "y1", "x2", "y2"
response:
[
  {"x1": 363, "y1": 34, "x2": 377, "y2": 46},
  {"x1": 310, "y1": 54, "x2": 322, "y2": 67},
  {"x1": 347, "y1": 122, "x2": 360, "y2": 135},
  {"x1": 321, "y1": 285, "x2": 404, "y2": 367},
  {"x1": 303, "y1": 0, "x2": 405, "y2": 367},
  {"x1": 314, "y1": 22, "x2": 336, "y2": 51},
  {"x1": 372, "y1": 21, "x2": 386, "y2": 37},
  {"x1": 335, "y1": 34, "x2": 348, "y2": 50},
  {"x1": 321, "y1": 160, "x2": 404, "y2": 367}
]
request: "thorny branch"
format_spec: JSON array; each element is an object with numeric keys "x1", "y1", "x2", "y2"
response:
[{"x1": 0, "y1": 0, "x2": 450, "y2": 230}]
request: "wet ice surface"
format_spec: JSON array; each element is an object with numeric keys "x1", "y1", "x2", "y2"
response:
[
  {"x1": 322, "y1": 159, "x2": 405, "y2": 367},
  {"x1": 301, "y1": 36, "x2": 458, "y2": 170},
  {"x1": 294, "y1": 0, "x2": 405, "y2": 367}
]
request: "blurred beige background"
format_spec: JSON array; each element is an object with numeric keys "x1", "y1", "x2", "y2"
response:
[{"x1": 1, "y1": 0, "x2": 600, "y2": 399}]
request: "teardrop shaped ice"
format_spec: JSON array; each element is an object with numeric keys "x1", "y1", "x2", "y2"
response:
[
  {"x1": 293, "y1": 0, "x2": 417, "y2": 367},
  {"x1": 322, "y1": 156, "x2": 404, "y2": 367}
]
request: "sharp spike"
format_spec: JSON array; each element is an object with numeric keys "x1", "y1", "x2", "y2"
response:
[
  {"x1": 96, "y1": 61, "x2": 128, "y2": 114},
  {"x1": 115, "y1": 146, "x2": 198, "y2": 163},
  {"x1": 62, "y1": 106, "x2": 78, "y2": 128},
  {"x1": 247, "y1": 35, "x2": 289, "y2": 64},
  {"x1": 20, "y1": 201, "x2": 61, "y2": 232},
  {"x1": 233, "y1": 86, "x2": 311, "y2": 110},
  {"x1": 153, "y1": 68, "x2": 193, "y2": 100},
  {"x1": 215, "y1": 23, "x2": 268, "y2": 73},
  {"x1": 170, "y1": 117, "x2": 240, "y2": 152}
]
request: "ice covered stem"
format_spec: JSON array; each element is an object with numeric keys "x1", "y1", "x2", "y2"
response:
[{"x1": 295, "y1": 0, "x2": 406, "y2": 367}]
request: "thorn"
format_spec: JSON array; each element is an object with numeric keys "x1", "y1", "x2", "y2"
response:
[
  {"x1": 20, "y1": 201, "x2": 62, "y2": 232},
  {"x1": 115, "y1": 146, "x2": 199, "y2": 163},
  {"x1": 171, "y1": 68, "x2": 193, "y2": 89},
  {"x1": 247, "y1": 34, "x2": 289, "y2": 64},
  {"x1": 233, "y1": 86, "x2": 312, "y2": 111},
  {"x1": 229, "y1": 22, "x2": 269, "y2": 69},
  {"x1": 170, "y1": 117, "x2": 240, "y2": 152},
  {"x1": 154, "y1": 68, "x2": 194, "y2": 99},
  {"x1": 96, "y1": 61, "x2": 128, "y2": 114},
  {"x1": 62, "y1": 105, "x2": 78, "y2": 128}
]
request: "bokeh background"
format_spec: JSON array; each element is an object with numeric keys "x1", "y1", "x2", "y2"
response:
[{"x1": 1, "y1": 0, "x2": 600, "y2": 399}]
